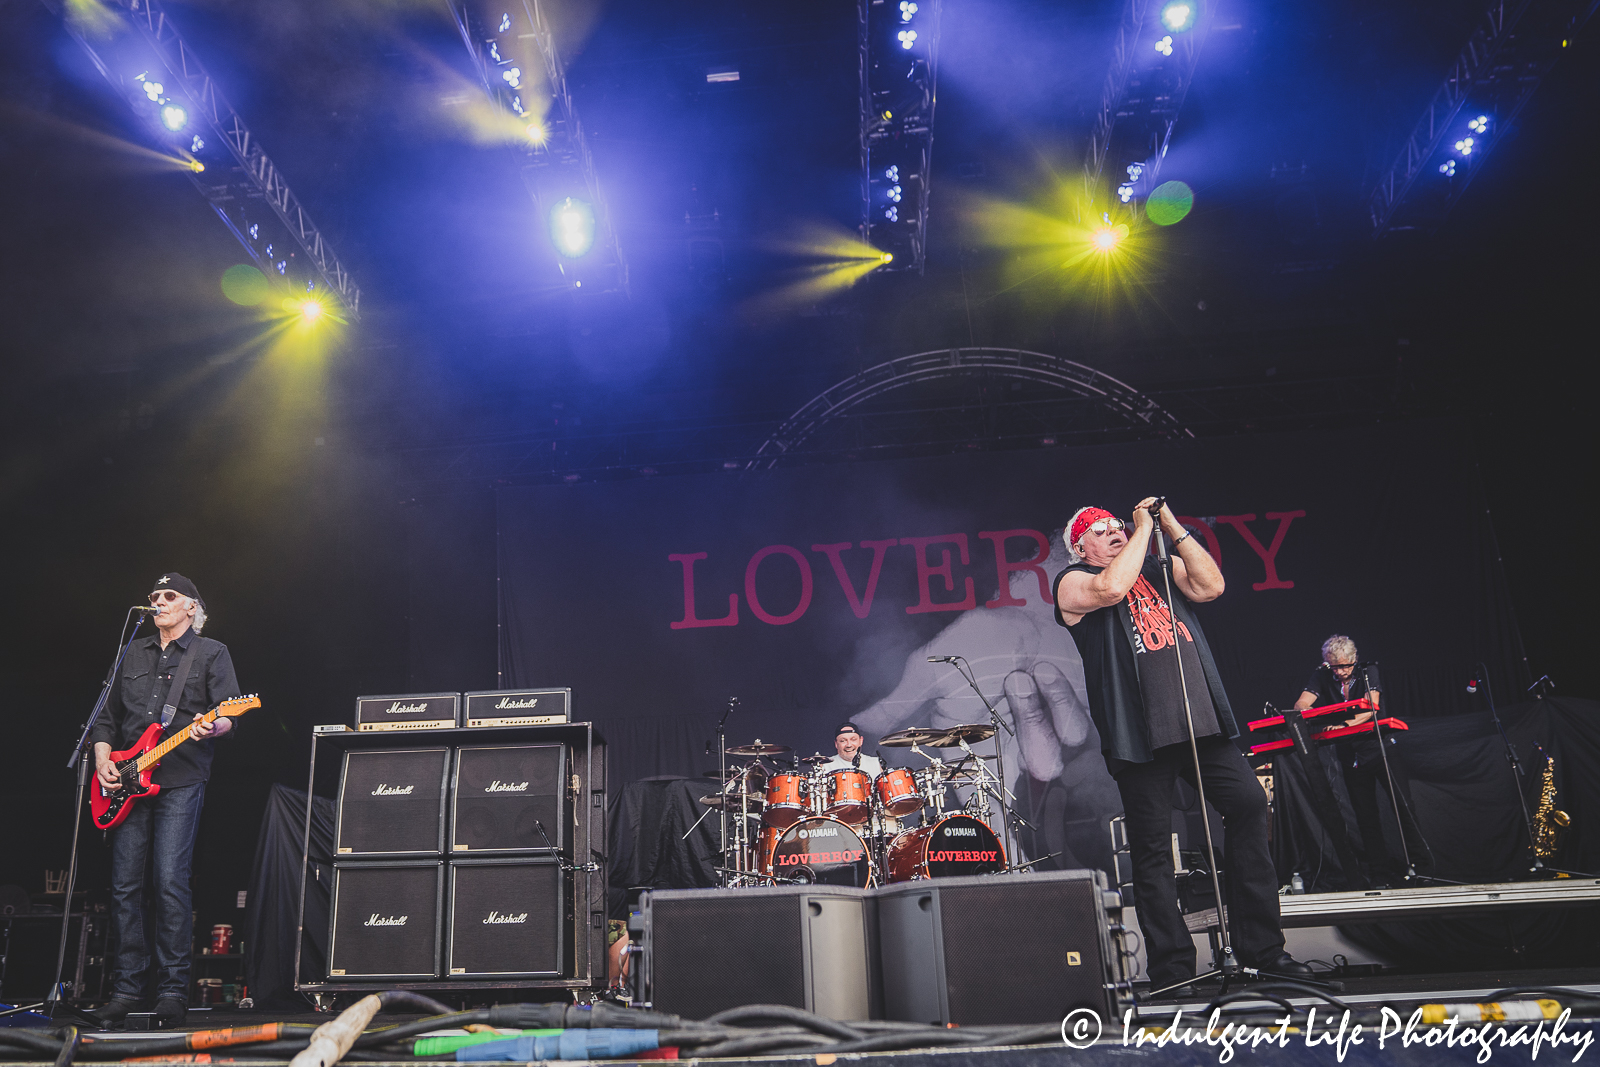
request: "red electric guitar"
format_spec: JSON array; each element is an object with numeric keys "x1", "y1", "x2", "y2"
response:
[{"x1": 90, "y1": 694, "x2": 260, "y2": 830}]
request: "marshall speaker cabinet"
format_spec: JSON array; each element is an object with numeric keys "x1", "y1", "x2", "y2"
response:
[
  {"x1": 451, "y1": 744, "x2": 566, "y2": 854},
  {"x1": 874, "y1": 869, "x2": 1130, "y2": 1025},
  {"x1": 638, "y1": 885, "x2": 873, "y2": 1020},
  {"x1": 356, "y1": 692, "x2": 460, "y2": 732},
  {"x1": 336, "y1": 748, "x2": 451, "y2": 857},
  {"x1": 328, "y1": 861, "x2": 444, "y2": 979},
  {"x1": 446, "y1": 858, "x2": 566, "y2": 977},
  {"x1": 463, "y1": 688, "x2": 571, "y2": 728}
]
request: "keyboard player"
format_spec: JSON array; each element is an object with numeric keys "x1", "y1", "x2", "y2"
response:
[{"x1": 1293, "y1": 635, "x2": 1425, "y2": 884}]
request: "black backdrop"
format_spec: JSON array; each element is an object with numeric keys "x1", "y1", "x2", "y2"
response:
[{"x1": 484, "y1": 422, "x2": 1525, "y2": 873}]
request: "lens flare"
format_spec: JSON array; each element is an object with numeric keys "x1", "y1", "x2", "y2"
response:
[
  {"x1": 549, "y1": 197, "x2": 597, "y2": 258},
  {"x1": 221, "y1": 264, "x2": 270, "y2": 306},
  {"x1": 1145, "y1": 180, "x2": 1194, "y2": 226}
]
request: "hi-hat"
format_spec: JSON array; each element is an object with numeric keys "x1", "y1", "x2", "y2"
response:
[
  {"x1": 699, "y1": 794, "x2": 764, "y2": 813},
  {"x1": 797, "y1": 753, "x2": 831, "y2": 765},
  {"x1": 879, "y1": 727, "x2": 951, "y2": 748},
  {"x1": 929, "y1": 723, "x2": 997, "y2": 746},
  {"x1": 726, "y1": 740, "x2": 792, "y2": 756}
]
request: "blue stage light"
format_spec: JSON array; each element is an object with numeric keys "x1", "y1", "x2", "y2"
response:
[
  {"x1": 191, "y1": 135, "x2": 205, "y2": 152},
  {"x1": 899, "y1": 1, "x2": 918, "y2": 21},
  {"x1": 898, "y1": 29, "x2": 918, "y2": 48},
  {"x1": 1453, "y1": 136, "x2": 1474, "y2": 155},
  {"x1": 887, "y1": 185, "x2": 903, "y2": 202},
  {"x1": 885, "y1": 206, "x2": 898, "y2": 221},
  {"x1": 1160, "y1": 1, "x2": 1193, "y2": 31},
  {"x1": 502, "y1": 67, "x2": 522, "y2": 90},
  {"x1": 1155, "y1": 35, "x2": 1173, "y2": 56},
  {"x1": 1439, "y1": 160, "x2": 1456, "y2": 176},
  {"x1": 1468, "y1": 114, "x2": 1489, "y2": 133},
  {"x1": 498, "y1": 12, "x2": 511, "y2": 32},
  {"x1": 142, "y1": 80, "x2": 163, "y2": 101},
  {"x1": 549, "y1": 196, "x2": 597, "y2": 258},
  {"x1": 1126, "y1": 163, "x2": 1144, "y2": 180},
  {"x1": 885, "y1": 165, "x2": 899, "y2": 182},
  {"x1": 160, "y1": 104, "x2": 187, "y2": 131},
  {"x1": 1117, "y1": 184, "x2": 1134, "y2": 203}
]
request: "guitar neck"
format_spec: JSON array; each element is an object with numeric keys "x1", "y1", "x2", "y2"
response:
[{"x1": 135, "y1": 711, "x2": 214, "y2": 772}]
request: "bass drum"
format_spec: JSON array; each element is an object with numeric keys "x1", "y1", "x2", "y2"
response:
[
  {"x1": 886, "y1": 814, "x2": 1005, "y2": 883},
  {"x1": 769, "y1": 817, "x2": 874, "y2": 887}
]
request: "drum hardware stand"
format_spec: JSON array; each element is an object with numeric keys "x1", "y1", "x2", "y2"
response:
[
  {"x1": 1011, "y1": 851, "x2": 1064, "y2": 872},
  {"x1": 1142, "y1": 505, "x2": 1335, "y2": 1000},
  {"x1": 929, "y1": 655, "x2": 1019, "y2": 870},
  {"x1": 707, "y1": 698, "x2": 739, "y2": 887},
  {"x1": 1476, "y1": 664, "x2": 1595, "y2": 879},
  {"x1": 532, "y1": 821, "x2": 603, "y2": 873}
]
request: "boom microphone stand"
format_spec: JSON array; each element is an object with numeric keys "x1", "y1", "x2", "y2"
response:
[
  {"x1": 926, "y1": 656, "x2": 1031, "y2": 869},
  {"x1": 44, "y1": 609, "x2": 150, "y2": 1019},
  {"x1": 1355, "y1": 661, "x2": 1451, "y2": 886}
]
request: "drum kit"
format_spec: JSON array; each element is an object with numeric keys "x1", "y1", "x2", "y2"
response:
[{"x1": 695, "y1": 724, "x2": 1013, "y2": 888}]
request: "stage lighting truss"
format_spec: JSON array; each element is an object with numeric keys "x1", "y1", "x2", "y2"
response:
[
  {"x1": 1366, "y1": 0, "x2": 1593, "y2": 237},
  {"x1": 1082, "y1": 0, "x2": 1208, "y2": 220},
  {"x1": 448, "y1": 0, "x2": 627, "y2": 294},
  {"x1": 860, "y1": 0, "x2": 941, "y2": 273},
  {"x1": 43, "y1": 0, "x2": 362, "y2": 319}
]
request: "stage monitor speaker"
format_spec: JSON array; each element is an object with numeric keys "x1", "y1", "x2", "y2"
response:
[
  {"x1": 355, "y1": 692, "x2": 460, "y2": 732},
  {"x1": 641, "y1": 885, "x2": 872, "y2": 1021},
  {"x1": 336, "y1": 747, "x2": 450, "y2": 857},
  {"x1": 328, "y1": 861, "x2": 443, "y2": 979},
  {"x1": 463, "y1": 688, "x2": 571, "y2": 727},
  {"x1": 446, "y1": 858, "x2": 566, "y2": 977},
  {"x1": 873, "y1": 869, "x2": 1128, "y2": 1025},
  {"x1": 451, "y1": 744, "x2": 565, "y2": 854}
]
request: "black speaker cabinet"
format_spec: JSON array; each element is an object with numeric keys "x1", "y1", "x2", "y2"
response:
[
  {"x1": 336, "y1": 748, "x2": 450, "y2": 857},
  {"x1": 641, "y1": 885, "x2": 872, "y2": 1021},
  {"x1": 450, "y1": 744, "x2": 565, "y2": 854},
  {"x1": 446, "y1": 858, "x2": 567, "y2": 977},
  {"x1": 328, "y1": 861, "x2": 443, "y2": 979},
  {"x1": 874, "y1": 869, "x2": 1128, "y2": 1025}
]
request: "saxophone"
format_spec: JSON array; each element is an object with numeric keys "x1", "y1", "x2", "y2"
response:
[{"x1": 1532, "y1": 748, "x2": 1571, "y2": 860}]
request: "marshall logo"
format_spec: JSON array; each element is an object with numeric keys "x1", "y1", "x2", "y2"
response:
[
  {"x1": 483, "y1": 910, "x2": 528, "y2": 924},
  {"x1": 372, "y1": 784, "x2": 415, "y2": 796},
  {"x1": 386, "y1": 702, "x2": 430, "y2": 715},
  {"x1": 943, "y1": 826, "x2": 979, "y2": 837},
  {"x1": 364, "y1": 914, "x2": 408, "y2": 926},
  {"x1": 494, "y1": 697, "x2": 540, "y2": 709},
  {"x1": 485, "y1": 780, "x2": 529, "y2": 793}
]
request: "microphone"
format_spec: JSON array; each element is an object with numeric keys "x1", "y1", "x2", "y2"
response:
[
  {"x1": 133, "y1": 605, "x2": 159, "y2": 613},
  {"x1": 1147, "y1": 496, "x2": 1166, "y2": 514},
  {"x1": 927, "y1": 655, "x2": 959, "y2": 663},
  {"x1": 1467, "y1": 677, "x2": 1480, "y2": 694}
]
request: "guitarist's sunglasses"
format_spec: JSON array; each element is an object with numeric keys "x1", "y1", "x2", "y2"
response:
[{"x1": 148, "y1": 590, "x2": 184, "y2": 604}]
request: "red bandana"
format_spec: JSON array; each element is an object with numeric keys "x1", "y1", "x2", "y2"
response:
[{"x1": 1070, "y1": 507, "x2": 1117, "y2": 550}]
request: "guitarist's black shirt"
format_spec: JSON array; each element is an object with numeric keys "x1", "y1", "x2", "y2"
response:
[{"x1": 86, "y1": 628, "x2": 241, "y2": 787}]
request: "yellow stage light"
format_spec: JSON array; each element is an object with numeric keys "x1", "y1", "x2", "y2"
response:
[
  {"x1": 1093, "y1": 227, "x2": 1119, "y2": 250},
  {"x1": 881, "y1": 252, "x2": 894, "y2": 263},
  {"x1": 299, "y1": 299, "x2": 323, "y2": 322},
  {"x1": 190, "y1": 159, "x2": 205, "y2": 172},
  {"x1": 526, "y1": 122, "x2": 547, "y2": 144}
]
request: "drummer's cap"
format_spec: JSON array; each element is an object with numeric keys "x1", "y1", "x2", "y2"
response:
[{"x1": 835, "y1": 722, "x2": 863, "y2": 736}]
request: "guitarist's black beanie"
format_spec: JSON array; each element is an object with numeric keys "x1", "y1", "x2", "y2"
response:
[{"x1": 151, "y1": 572, "x2": 206, "y2": 611}]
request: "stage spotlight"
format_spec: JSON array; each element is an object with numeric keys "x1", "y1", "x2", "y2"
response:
[
  {"x1": 1092, "y1": 226, "x2": 1120, "y2": 250},
  {"x1": 191, "y1": 135, "x2": 205, "y2": 152},
  {"x1": 1155, "y1": 35, "x2": 1173, "y2": 55},
  {"x1": 526, "y1": 121, "x2": 547, "y2": 144},
  {"x1": 502, "y1": 66, "x2": 522, "y2": 90},
  {"x1": 299, "y1": 299, "x2": 323, "y2": 322},
  {"x1": 881, "y1": 252, "x2": 894, "y2": 263},
  {"x1": 189, "y1": 160, "x2": 204, "y2": 173},
  {"x1": 1440, "y1": 159, "x2": 1456, "y2": 176},
  {"x1": 160, "y1": 104, "x2": 188, "y2": 131},
  {"x1": 549, "y1": 196, "x2": 597, "y2": 258},
  {"x1": 885, "y1": 206, "x2": 898, "y2": 221},
  {"x1": 1126, "y1": 163, "x2": 1144, "y2": 180},
  {"x1": 888, "y1": 185, "x2": 903, "y2": 202},
  {"x1": 900, "y1": 0, "x2": 918, "y2": 19},
  {"x1": 885, "y1": 165, "x2": 899, "y2": 182},
  {"x1": 142, "y1": 80, "x2": 163, "y2": 101},
  {"x1": 1468, "y1": 114, "x2": 1489, "y2": 133},
  {"x1": 898, "y1": 29, "x2": 918, "y2": 48},
  {"x1": 1454, "y1": 136, "x2": 1474, "y2": 155},
  {"x1": 498, "y1": 12, "x2": 511, "y2": 31},
  {"x1": 1160, "y1": 1, "x2": 1193, "y2": 31},
  {"x1": 1117, "y1": 184, "x2": 1134, "y2": 202}
]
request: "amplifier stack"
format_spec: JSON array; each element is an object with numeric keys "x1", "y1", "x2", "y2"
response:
[{"x1": 297, "y1": 692, "x2": 603, "y2": 993}]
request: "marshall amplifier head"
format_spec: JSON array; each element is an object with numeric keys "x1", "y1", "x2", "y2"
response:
[
  {"x1": 336, "y1": 748, "x2": 451, "y2": 856},
  {"x1": 451, "y1": 745, "x2": 565, "y2": 854},
  {"x1": 328, "y1": 861, "x2": 443, "y2": 980},
  {"x1": 446, "y1": 858, "x2": 567, "y2": 977},
  {"x1": 463, "y1": 688, "x2": 570, "y2": 728},
  {"x1": 356, "y1": 692, "x2": 460, "y2": 732}
]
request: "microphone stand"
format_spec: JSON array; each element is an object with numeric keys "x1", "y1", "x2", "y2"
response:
[
  {"x1": 45, "y1": 610, "x2": 149, "y2": 1019},
  {"x1": 1356, "y1": 662, "x2": 1451, "y2": 886},
  {"x1": 712, "y1": 698, "x2": 738, "y2": 887},
  {"x1": 932, "y1": 657, "x2": 1024, "y2": 870}
]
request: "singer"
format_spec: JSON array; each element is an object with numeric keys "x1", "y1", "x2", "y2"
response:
[
  {"x1": 86, "y1": 574, "x2": 242, "y2": 1029},
  {"x1": 1051, "y1": 499, "x2": 1310, "y2": 994}
]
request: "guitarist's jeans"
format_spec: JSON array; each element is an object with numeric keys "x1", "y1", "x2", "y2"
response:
[{"x1": 108, "y1": 782, "x2": 207, "y2": 1001}]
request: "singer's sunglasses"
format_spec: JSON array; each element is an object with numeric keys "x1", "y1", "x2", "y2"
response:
[
  {"x1": 1085, "y1": 518, "x2": 1125, "y2": 536},
  {"x1": 149, "y1": 590, "x2": 184, "y2": 604}
]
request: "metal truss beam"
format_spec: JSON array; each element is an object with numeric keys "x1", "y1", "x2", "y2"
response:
[
  {"x1": 448, "y1": 0, "x2": 626, "y2": 293},
  {"x1": 861, "y1": 0, "x2": 940, "y2": 272},
  {"x1": 1082, "y1": 0, "x2": 1208, "y2": 218},
  {"x1": 1367, "y1": 0, "x2": 1595, "y2": 236},
  {"x1": 45, "y1": 0, "x2": 361, "y2": 318}
]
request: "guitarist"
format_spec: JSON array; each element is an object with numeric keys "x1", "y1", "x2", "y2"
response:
[{"x1": 86, "y1": 574, "x2": 240, "y2": 1029}]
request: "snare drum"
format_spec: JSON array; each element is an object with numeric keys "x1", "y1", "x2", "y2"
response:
[
  {"x1": 886, "y1": 814, "x2": 1005, "y2": 883},
  {"x1": 820, "y1": 769, "x2": 872, "y2": 823},
  {"x1": 762, "y1": 772, "x2": 809, "y2": 828},
  {"x1": 769, "y1": 817, "x2": 873, "y2": 887},
  {"x1": 874, "y1": 767, "x2": 923, "y2": 816}
]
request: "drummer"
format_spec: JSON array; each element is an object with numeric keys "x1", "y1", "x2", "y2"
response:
[{"x1": 817, "y1": 722, "x2": 883, "y2": 776}]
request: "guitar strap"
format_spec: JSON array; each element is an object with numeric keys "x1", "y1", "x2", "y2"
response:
[{"x1": 160, "y1": 637, "x2": 206, "y2": 731}]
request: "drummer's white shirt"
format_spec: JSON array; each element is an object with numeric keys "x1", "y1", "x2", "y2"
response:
[{"x1": 817, "y1": 753, "x2": 883, "y2": 776}]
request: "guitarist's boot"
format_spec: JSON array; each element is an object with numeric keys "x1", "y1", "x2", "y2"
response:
[
  {"x1": 154, "y1": 996, "x2": 188, "y2": 1029},
  {"x1": 89, "y1": 997, "x2": 141, "y2": 1030}
]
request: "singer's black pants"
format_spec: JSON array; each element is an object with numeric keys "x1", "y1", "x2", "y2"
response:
[{"x1": 1116, "y1": 736, "x2": 1285, "y2": 989}]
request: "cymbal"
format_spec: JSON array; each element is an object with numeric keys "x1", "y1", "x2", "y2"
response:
[
  {"x1": 797, "y1": 753, "x2": 831, "y2": 765},
  {"x1": 879, "y1": 727, "x2": 951, "y2": 748},
  {"x1": 926, "y1": 723, "x2": 997, "y2": 746},
  {"x1": 726, "y1": 740, "x2": 793, "y2": 756},
  {"x1": 699, "y1": 793, "x2": 764, "y2": 812}
]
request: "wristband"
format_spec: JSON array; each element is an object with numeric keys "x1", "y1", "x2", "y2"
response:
[{"x1": 1171, "y1": 529, "x2": 1192, "y2": 547}]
